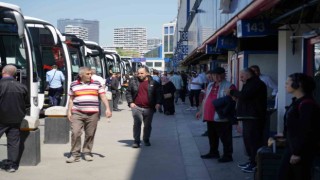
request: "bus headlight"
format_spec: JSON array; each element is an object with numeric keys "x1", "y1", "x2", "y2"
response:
[{"x1": 33, "y1": 97, "x2": 38, "y2": 106}]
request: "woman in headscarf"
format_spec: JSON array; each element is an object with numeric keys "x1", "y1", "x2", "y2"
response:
[{"x1": 161, "y1": 76, "x2": 176, "y2": 115}]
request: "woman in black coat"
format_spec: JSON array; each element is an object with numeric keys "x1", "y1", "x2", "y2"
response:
[
  {"x1": 278, "y1": 73, "x2": 319, "y2": 180},
  {"x1": 161, "y1": 76, "x2": 176, "y2": 115}
]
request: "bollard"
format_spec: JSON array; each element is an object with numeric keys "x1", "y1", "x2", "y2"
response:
[
  {"x1": 44, "y1": 106, "x2": 69, "y2": 144},
  {"x1": 19, "y1": 128, "x2": 41, "y2": 166},
  {"x1": 18, "y1": 116, "x2": 41, "y2": 166}
]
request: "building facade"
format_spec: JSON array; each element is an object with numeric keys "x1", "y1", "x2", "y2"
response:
[
  {"x1": 65, "y1": 25, "x2": 88, "y2": 41},
  {"x1": 162, "y1": 21, "x2": 176, "y2": 70},
  {"x1": 57, "y1": 18, "x2": 99, "y2": 43},
  {"x1": 113, "y1": 27, "x2": 147, "y2": 57}
]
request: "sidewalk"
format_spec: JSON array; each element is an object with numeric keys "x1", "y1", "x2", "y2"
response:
[{"x1": 0, "y1": 101, "x2": 254, "y2": 180}]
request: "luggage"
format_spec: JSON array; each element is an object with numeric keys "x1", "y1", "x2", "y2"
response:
[{"x1": 254, "y1": 146, "x2": 284, "y2": 180}]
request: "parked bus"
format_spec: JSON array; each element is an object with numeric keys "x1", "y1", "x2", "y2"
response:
[
  {"x1": 0, "y1": 2, "x2": 40, "y2": 128},
  {"x1": 25, "y1": 16, "x2": 72, "y2": 109}
]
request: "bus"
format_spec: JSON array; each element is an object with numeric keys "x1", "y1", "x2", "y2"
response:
[
  {"x1": 84, "y1": 41, "x2": 106, "y2": 79},
  {"x1": 25, "y1": 16, "x2": 72, "y2": 109},
  {"x1": 0, "y1": 3, "x2": 40, "y2": 129}
]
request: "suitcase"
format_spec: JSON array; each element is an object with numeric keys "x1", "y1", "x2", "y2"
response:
[{"x1": 254, "y1": 146, "x2": 284, "y2": 180}]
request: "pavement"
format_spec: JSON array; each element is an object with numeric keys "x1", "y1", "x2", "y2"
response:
[{"x1": 0, "y1": 100, "x2": 255, "y2": 180}]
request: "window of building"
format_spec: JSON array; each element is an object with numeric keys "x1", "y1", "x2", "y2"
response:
[
  {"x1": 164, "y1": 35, "x2": 169, "y2": 52},
  {"x1": 169, "y1": 26, "x2": 174, "y2": 34},
  {"x1": 146, "y1": 62, "x2": 153, "y2": 67},
  {"x1": 164, "y1": 27, "x2": 169, "y2": 35},
  {"x1": 154, "y1": 62, "x2": 162, "y2": 67},
  {"x1": 169, "y1": 35, "x2": 174, "y2": 52}
]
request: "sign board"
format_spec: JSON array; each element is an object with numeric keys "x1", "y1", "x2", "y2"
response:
[
  {"x1": 237, "y1": 20, "x2": 276, "y2": 38},
  {"x1": 131, "y1": 58, "x2": 146, "y2": 62},
  {"x1": 206, "y1": 44, "x2": 224, "y2": 54},
  {"x1": 216, "y1": 36, "x2": 237, "y2": 50}
]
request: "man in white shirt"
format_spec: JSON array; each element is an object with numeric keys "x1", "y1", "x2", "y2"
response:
[
  {"x1": 46, "y1": 65, "x2": 65, "y2": 106},
  {"x1": 91, "y1": 68, "x2": 105, "y2": 89},
  {"x1": 186, "y1": 71, "x2": 203, "y2": 110}
]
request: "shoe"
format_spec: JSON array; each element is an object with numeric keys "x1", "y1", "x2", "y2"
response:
[
  {"x1": 241, "y1": 163, "x2": 256, "y2": 173},
  {"x1": 238, "y1": 162, "x2": 250, "y2": 169},
  {"x1": 66, "y1": 156, "x2": 80, "y2": 163},
  {"x1": 132, "y1": 143, "x2": 140, "y2": 148},
  {"x1": 218, "y1": 156, "x2": 233, "y2": 163},
  {"x1": 144, "y1": 140, "x2": 151, "y2": 146},
  {"x1": 84, "y1": 154, "x2": 93, "y2": 161},
  {"x1": 6, "y1": 166, "x2": 17, "y2": 173},
  {"x1": 201, "y1": 131, "x2": 208, "y2": 136},
  {"x1": 186, "y1": 107, "x2": 194, "y2": 110},
  {"x1": 200, "y1": 153, "x2": 220, "y2": 159}
]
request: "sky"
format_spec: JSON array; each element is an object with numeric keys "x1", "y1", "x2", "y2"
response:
[{"x1": 3, "y1": 0, "x2": 178, "y2": 46}]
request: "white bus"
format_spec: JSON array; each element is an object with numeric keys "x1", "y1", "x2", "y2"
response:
[
  {"x1": 0, "y1": 3, "x2": 40, "y2": 129},
  {"x1": 25, "y1": 16, "x2": 72, "y2": 109}
]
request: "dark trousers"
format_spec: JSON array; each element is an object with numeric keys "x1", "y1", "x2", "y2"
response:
[
  {"x1": 48, "y1": 87, "x2": 63, "y2": 106},
  {"x1": 131, "y1": 106, "x2": 154, "y2": 143},
  {"x1": 112, "y1": 91, "x2": 120, "y2": 109},
  {"x1": 0, "y1": 123, "x2": 21, "y2": 166},
  {"x1": 207, "y1": 121, "x2": 219, "y2": 155},
  {"x1": 180, "y1": 88, "x2": 186, "y2": 103},
  {"x1": 189, "y1": 89, "x2": 201, "y2": 107},
  {"x1": 278, "y1": 147, "x2": 314, "y2": 180},
  {"x1": 213, "y1": 121, "x2": 233, "y2": 157},
  {"x1": 242, "y1": 119, "x2": 264, "y2": 164}
]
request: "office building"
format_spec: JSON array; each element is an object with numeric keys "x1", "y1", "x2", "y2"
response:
[
  {"x1": 113, "y1": 27, "x2": 147, "y2": 56},
  {"x1": 65, "y1": 25, "x2": 89, "y2": 41},
  {"x1": 57, "y1": 18, "x2": 99, "y2": 43}
]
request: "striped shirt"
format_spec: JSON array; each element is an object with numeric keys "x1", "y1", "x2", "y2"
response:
[{"x1": 69, "y1": 79, "x2": 105, "y2": 113}]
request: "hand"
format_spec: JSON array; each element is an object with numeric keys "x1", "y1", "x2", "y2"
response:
[
  {"x1": 105, "y1": 110, "x2": 112, "y2": 118},
  {"x1": 67, "y1": 112, "x2": 73, "y2": 122},
  {"x1": 290, "y1": 155, "x2": 301, "y2": 165},
  {"x1": 130, "y1": 103, "x2": 136, "y2": 108},
  {"x1": 195, "y1": 112, "x2": 201, "y2": 120}
]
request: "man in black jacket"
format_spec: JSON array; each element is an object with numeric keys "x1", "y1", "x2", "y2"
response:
[
  {"x1": 227, "y1": 68, "x2": 267, "y2": 173},
  {"x1": 0, "y1": 65, "x2": 30, "y2": 173},
  {"x1": 110, "y1": 72, "x2": 120, "y2": 111},
  {"x1": 126, "y1": 66, "x2": 162, "y2": 148}
]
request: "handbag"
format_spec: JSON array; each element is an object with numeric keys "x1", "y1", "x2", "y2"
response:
[{"x1": 163, "y1": 93, "x2": 172, "y2": 99}]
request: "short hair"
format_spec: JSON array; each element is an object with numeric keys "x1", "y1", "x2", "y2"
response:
[
  {"x1": 289, "y1": 73, "x2": 316, "y2": 95},
  {"x1": 2, "y1": 65, "x2": 17, "y2": 76},
  {"x1": 242, "y1": 68, "x2": 256, "y2": 77},
  {"x1": 52, "y1": 65, "x2": 58, "y2": 69},
  {"x1": 138, "y1": 66, "x2": 149, "y2": 73},
  {"x1": 78, "y1": 67, "x2": 91, "y2": 76},
  {"x1": 249, "y1": 65, "x2": 260, "y2": 73}
]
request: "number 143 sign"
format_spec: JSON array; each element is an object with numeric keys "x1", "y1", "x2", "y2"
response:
[{"x1": 237, "y1": 20, "x2": 276, "y2": 38}]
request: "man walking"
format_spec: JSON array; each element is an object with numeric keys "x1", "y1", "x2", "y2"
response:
[
  {"x1": 46, "y1": 64, "x2": 65, "y2": 106},
  {"x1": 186, "y1": 71, "x2": 203, "y2": 111},
  {"x1": 170, "y1": 72, "x2": 184, "y2": 104},
  {"x1": 126, "y1": 66, "x2": 162, "y2": 148},
  {"x1": 0, "y1": 65, "x2": 30, "y2": 172},
  {"x1": 66, "y1": 67, "x2": 112, "y2": 163},
  {"x1": 110, "y1": 72, "x2": 121, "y2": 111},
  {"x1": 227, "y1": 68, "x2": 267, "y2": 173}
]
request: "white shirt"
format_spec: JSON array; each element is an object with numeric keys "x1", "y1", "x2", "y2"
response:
[
  {"x1": 259, "y1": 74, "x2": 278, "y2": 96},
  {"x1": 190, "y1": 76, "x2": 203, "y2": 90}
]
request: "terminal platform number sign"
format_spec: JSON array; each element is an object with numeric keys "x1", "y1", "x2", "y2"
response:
[{"x1": 237, "y1": 20, "x2": 274, "y2": 37}]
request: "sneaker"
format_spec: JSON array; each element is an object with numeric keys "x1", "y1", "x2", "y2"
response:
[
  {"x1": 132, "y1": 143, "x2": 140, "y2": 148},
  {"x1": 185, "y1": 107, "x2": 193, "y2": 110},
  {"x1": 6, "y1": 166, "x2": 17, "y2": 173},
  {"x1": 66, "y1": 156, "x2": 80, "y2": 163},
  {"x1": 144, "y1": 140, "x2": 151, "y2": 146},
  {"x1": 191, "y1": 107, "x2": 198, "y2": 111},
  {"x1": 241, "y1": 163, "x2": 256, "y2": 173},
  {"x1": 84, "y1": 154, "x2": 93, "y2": 161},
  {"x1": 238, "y1": 162, "x2": 250, "y2": 169},
  {"x1": 200, "y1": 153, "x2": 220, "y2": 159},
  {"x1": 201, "y1": 131, "x2": 208, "y2": 136},
  {"x1": 218, "y1": 156, "x2": 233, "y2": 163}
]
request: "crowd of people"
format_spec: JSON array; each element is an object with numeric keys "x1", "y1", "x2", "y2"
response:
[{"x1": 1, "y1": 64, "x2": 320, "y2": 180}]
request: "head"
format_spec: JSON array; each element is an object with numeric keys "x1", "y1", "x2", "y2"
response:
[
  {"x1": 205, "y1": 70, "x2": 214, "y2": 82},
  {"x1": 2, "y1": 65, "x2": 17, "y2": 77},
  {"x1": 212, "y1": 67, "x2": 226, "y2": 83},
  {"x1": 78, "y1": 67, "x2": 92, "y2": 83},
  {"x1": 191, "y1": 71, "x2": 197, "y2": 77},
  {"x1": 240, "y1": 68, "x2": 255, "y2": 84},
  {"x1": 52, "y1": 65, "x2": 58, "y2": 69},
  {"x1": 112, "y1": 72, "x2": 117, "y2": 77},
  {"x1": 161, "y1": 76, "x2": 170, "y2": 85},
  {"x1": 153, "y1": 69, "x2": 159, "y2": 75},
  {"x1": 91, "y1": 67, "x2": 97, "y2": 75},
  {"x1": 137, "y1": 66, "x2": 149, "y2": 81},
  {"x1": 286, "y1": 73, "x2": 315, "y2": 96},
  {"x1": 116, "y1": 72, "x2": 121, "y2": 77},
  {"x1": 249, "y1": 65, "x2": 261, "y2": 76}
]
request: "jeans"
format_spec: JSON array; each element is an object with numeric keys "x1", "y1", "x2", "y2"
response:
[{"x1": 131, "y1": 106, "x2": 155, "y2": 143}]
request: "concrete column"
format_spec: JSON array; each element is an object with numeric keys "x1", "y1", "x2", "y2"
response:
[
  {"x1": 44, "y1": 107, "x2": 69, "y2": 144},
  {"x1": 19, "y1": 129, "x2": 41, "y2": 166},
  {"x1": 277, "y1": 24, "x2": 308, "y2": 134}
]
